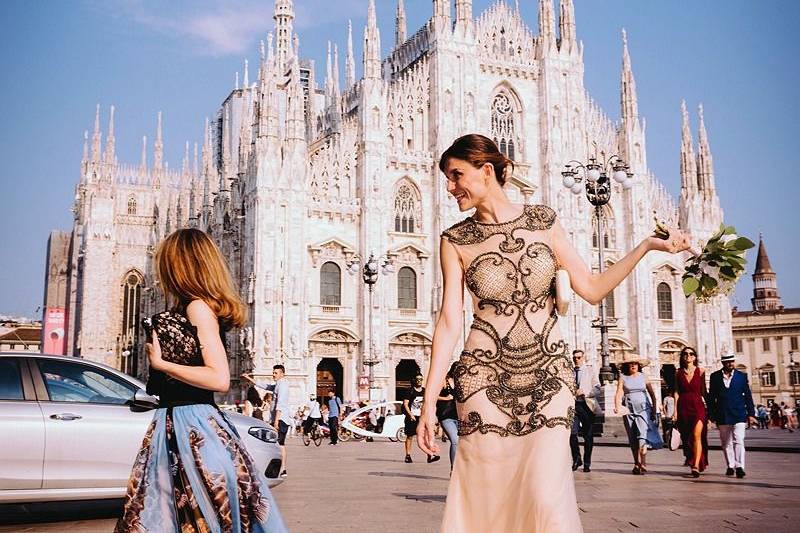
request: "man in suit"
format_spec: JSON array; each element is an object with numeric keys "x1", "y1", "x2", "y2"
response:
[
  {"x1": 570, "y1": 350, "x2": 601, "y2": 473},
  {"x1": 707, "y1": 353, "x2": 758, "y2": 478}
]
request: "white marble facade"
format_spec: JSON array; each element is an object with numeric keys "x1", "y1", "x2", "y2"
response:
[{"x1": 64, "y1": 0, "x2": 730, "y2": 408}]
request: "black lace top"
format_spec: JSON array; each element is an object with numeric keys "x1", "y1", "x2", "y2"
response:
[{"x1": 145, "y1": 310, "x2": 215, "y2": 407}]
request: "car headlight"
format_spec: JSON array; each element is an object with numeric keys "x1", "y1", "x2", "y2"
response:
[{"x1": 248, "y1": 426, "x2": 278, "y2": 443}]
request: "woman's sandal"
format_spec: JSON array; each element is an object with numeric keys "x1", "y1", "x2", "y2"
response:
[
  {"x1": 632, "y1": 465, "x2": 642, "y2": 475},
  {"x1": 691, "y1": 468, "x2": 701, "y2": 478}
]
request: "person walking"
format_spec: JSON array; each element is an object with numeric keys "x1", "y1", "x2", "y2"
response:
[
  {"x1": 674, "y1": 346, "x2": 709, "y2": 477},
  {"x1": 416, "y1": 134, "x2": 690, "y2": 532},
  {"x1": 243, "y1": 366, "x2": 291, "y2": 477},
  {"x1": 708, "y1": 354, "x2": 758, "y2": 478},
  {"x1": 437, "y1": 362, "x2": 460, "y2": 471},
  {"x1": 404, "y1": 374, "x2": 440, "y2": 464},
  {"x1": 327, "y1": 390, "x2": 343, "y2": 445},
  {"x1": 570, "y1": 349, "x2": 600, "y2": 473},
  {"x1": 662, "y1": 390, "x2": 676, "y2": 443},
  {"x1": 614, "y1": 354, "x2": 663, "y2": 475},
  {"x1": 115, "y1": 228, "x2": 287, "y2": 532},
  {"x1": 757, "y1": 404, "x2": 769, "y2": 429}
]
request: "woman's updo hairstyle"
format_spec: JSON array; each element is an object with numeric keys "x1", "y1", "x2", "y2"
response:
[{"x1": 439, "y1": 134, "x2": 514, "y2": 187}]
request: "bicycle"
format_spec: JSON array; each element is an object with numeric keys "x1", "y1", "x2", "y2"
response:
[{"x1": 302, "y1": 420, "x2": 324, "y2": 447}]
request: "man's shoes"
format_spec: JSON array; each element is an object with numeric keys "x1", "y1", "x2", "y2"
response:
[
  {"x1": 725, "y1": 467, "x2": 735, "y2": 476},
  {"x1": 571, "y1": 460, "x2": 583, "y2": 471},
  {"x1": 427, "y1": 455, "x2": 441, "y2": 463},
  {"x1": 280, "y1": 470, "x2": 288, "y2": 478},
  {"x1": 583, "y1": 465, "x2": 591, "y2": 473},
  {"x1": 736, "y1": 467, "x2": 746, "y2": 478},
  {"x1": 404, "y1": 455, "x2": 413, "y2": 463}
]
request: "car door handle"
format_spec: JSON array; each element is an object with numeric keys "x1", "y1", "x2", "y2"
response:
[{"x1": 50, "y1": 413, "x2": 83, "y2": 421}]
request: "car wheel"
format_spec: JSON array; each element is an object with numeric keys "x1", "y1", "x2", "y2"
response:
[{"x1": 396, "y1": 428, "x2": 406, "y2": 442}]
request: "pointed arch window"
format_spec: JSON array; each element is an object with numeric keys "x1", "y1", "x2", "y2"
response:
[
  {"x1": 398, "y1": 267, "x2": 417, "y2": 309},
  {"x1": 394, "y1": 182, "x2": 420, "y2": 233},
  {"x1": 127, "y1": 196, "x2": 137, "y2": 215},
  {"x1": 320, "y1": 262, "x2": 341, "y2": 306},
  {"x1": 603, "y1": 290, "x2": 616, "y2": 318},
  {"x1": 121, "y1": 271, "x2": 142, "y2": 375},
  {"x1": 491, "y1": 91, "x2": 518, "y2": 160},
  {"x1": 657, "y1": 282, "x2": 673, "y2": 320}
]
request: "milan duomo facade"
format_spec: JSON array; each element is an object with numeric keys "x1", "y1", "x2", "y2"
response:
[{"x1": 60, "y1": 0, "x2": 731, "y2": 406}]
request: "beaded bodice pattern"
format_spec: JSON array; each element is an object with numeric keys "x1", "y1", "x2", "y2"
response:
[{"x1": 442, "y1": 205, "x2": 574, "y2": 437}]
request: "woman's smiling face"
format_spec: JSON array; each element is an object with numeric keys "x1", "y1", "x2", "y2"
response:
[{"x1": 442, "y1": 157, "x2": 493, "y2": 212}]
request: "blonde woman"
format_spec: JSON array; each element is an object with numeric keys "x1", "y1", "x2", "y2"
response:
[
  {"x1": 115, "y1": 228, "x2": 287, "y2": 532},
  {"x1": 417, "y1": 134, "x2": 690, "y2": 533}
]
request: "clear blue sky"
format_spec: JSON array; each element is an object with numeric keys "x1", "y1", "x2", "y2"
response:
[{"x1": 1, "y1": 0, "x2": 798, "y2": 317}]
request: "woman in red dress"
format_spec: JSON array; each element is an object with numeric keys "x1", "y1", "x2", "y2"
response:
[{"x1": 673, "y1": 346, "x2": 709, "y2": 477}]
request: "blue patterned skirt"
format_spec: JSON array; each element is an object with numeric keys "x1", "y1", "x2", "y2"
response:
[{"x1": 115, "y1": 404, "x2": 287, "y2": 533}]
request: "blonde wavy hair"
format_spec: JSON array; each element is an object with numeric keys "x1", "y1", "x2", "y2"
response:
[{"x1": 154, "y1": 228, "x2": 247, "y2": 328}]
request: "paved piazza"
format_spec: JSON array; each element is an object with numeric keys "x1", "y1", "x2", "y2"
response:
[{"x1": 2, "y1": 436, "x2": 798, "y2": 532}]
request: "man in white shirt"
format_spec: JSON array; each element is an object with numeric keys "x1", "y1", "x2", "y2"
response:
[
  {"x1": 242, "y1": 364, "x2": 292, "y2": 478},
  {"x1": 570, "y1": 350, "x2": 601, "y2": 472}
]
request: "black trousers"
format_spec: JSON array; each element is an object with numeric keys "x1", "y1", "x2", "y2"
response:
[
  {"x1": 570, "y1": 401, "x2": 595, "y2": 466},
  {"x1": 328, "y1": 416, "x2": 339, "y2": 444}
]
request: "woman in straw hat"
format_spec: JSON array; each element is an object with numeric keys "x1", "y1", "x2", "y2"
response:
[{"x1": 614, "y1": 353, "x2": 663, "y2": 475}]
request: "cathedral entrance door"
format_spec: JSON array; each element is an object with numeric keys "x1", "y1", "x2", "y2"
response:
[
  {"x1": 317, "y1": 358, "x2": 343, "y2": 401},
  {"x1": 395, "y1": 359, "x2": 421, "y2": 402}
]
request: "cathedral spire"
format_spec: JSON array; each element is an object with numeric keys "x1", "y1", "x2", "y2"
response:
[
  {"x1": 558, "y1": 0, "x2": 576, "y2": 53},
  {"x1": 243, "y1": 59, "x2": 249, "y2": 88},
  {"x1": 455, "y1": 0, "x2": 472, "y2": 24},
  {"x1": 620, "y1": 29, "x2": 639, "y2": 122},
  {"x1": 104, "y1": 105, "x2": 115, "y2": 165},
  {"x1": 537, "y1": 0, "x2": 556, "y2": 56},
  {"x1": 752, "y1": 234, "x2": 782, "y2": 311},
  {"x1": 273, "y1": 0, "x2": 295, "y2": 71},
  {"x1": 679, "y1": 100, "x2": 696, "y2": 193},
  {"x1": 325, "y1": 41, "x2": 333, "y2": 100},
  {"x1": 433, "y1": 0, "x2": 451, "y2": 29},
  {"x1": 182, "y1": 141, "x2": 190, "y2": 177},
  {"x1": 91, "y1": 104, "x2": 102, "y2": 163},
  {"x1": 363, "y1": 0, "x2": 381, "y2": 80},
  {"x1": 81, "y1": 130, "x2": 89, "y2": 166},
  {"x1": 395, "y1": 0, "x2": 407, "y2": 48},
  {"x1": 154, "y1": 111, "x2": 164, "y2": 171},
  {"x1": 346, "y1": 20, "x2": 355, "y2": 87},
  {"x1": 140, "y1": 135, "x2": 147, "y2": 171},
  {"x1": 193, "y1": 142, "x2": 199, "y2": 178},
  {"x1": 333, "y1": 43, "x2": 340, "y2": 95},
  {"x1": 696, "y1": 104, "x2": 716, "y2": 193}
]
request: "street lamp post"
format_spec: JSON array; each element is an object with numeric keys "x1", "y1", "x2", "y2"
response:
[
  {"x1": 561, "y1": 152, "x2": 634, "y2": 384},
  {"x1": 790, "y1": 351, "x2": 799, "y2": 409},
  {"x1": 347, "y1": 252, "x2": 395, "y2": 399}
]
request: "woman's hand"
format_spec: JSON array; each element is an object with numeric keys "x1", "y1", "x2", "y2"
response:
[
  {"x1": 613, "y1": 406, "x2": 619, "y2": 415},
  {"x1": 146, "y1": 331, "x2": 165, "y2": 371},
  {"x1": 646, "y1": 225, "x2": 692, "y2": 254},
  {"x1": 416, "y1": 409, "x2": 440, "y2": 457}
]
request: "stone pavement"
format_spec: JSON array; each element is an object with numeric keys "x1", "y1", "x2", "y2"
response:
[{"x1": 2, "y1": 435, "x2": 798, "y2": 533}]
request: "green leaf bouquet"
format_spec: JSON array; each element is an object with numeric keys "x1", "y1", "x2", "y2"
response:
[{"x1": 654, "y1": 220, "x2": 755, "y2": 302}]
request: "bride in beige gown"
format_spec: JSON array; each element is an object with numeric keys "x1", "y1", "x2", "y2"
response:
[{"x1": 418, "y1": 135, "x2": 690, "y2": 533}]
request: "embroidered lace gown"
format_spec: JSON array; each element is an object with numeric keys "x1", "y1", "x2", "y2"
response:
[{"x1": 440, "y1": 205, "x2": 583, "y2": 533}]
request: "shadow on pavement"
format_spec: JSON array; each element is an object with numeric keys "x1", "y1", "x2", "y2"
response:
[
  {"x1": 369, "y1": 471, "x2": 450, "y2": 481},
  {"x1": 391, "y1": 493, "x2": 446, "y2": 503},
  {"x1": 0, "y1": 499, "x2": 123, "y2": 525}
]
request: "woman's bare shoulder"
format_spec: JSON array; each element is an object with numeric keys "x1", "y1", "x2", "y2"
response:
[{"x1": 186, "y1": 299, "x2": 217, "y2": 323}]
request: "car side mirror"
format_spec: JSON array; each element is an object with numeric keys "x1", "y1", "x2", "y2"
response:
[{"x1": 132, "y1": 389, "x2": 160, "y2": 411}]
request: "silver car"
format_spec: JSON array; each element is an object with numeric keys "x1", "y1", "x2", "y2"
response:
[{"x1": 0, "y1": 353, "x2": 283, "y2": 504}]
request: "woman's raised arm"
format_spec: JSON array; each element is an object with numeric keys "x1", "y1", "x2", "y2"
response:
[{"x1": 551, "y1": 219, "x2": 690, "y2": 305}]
